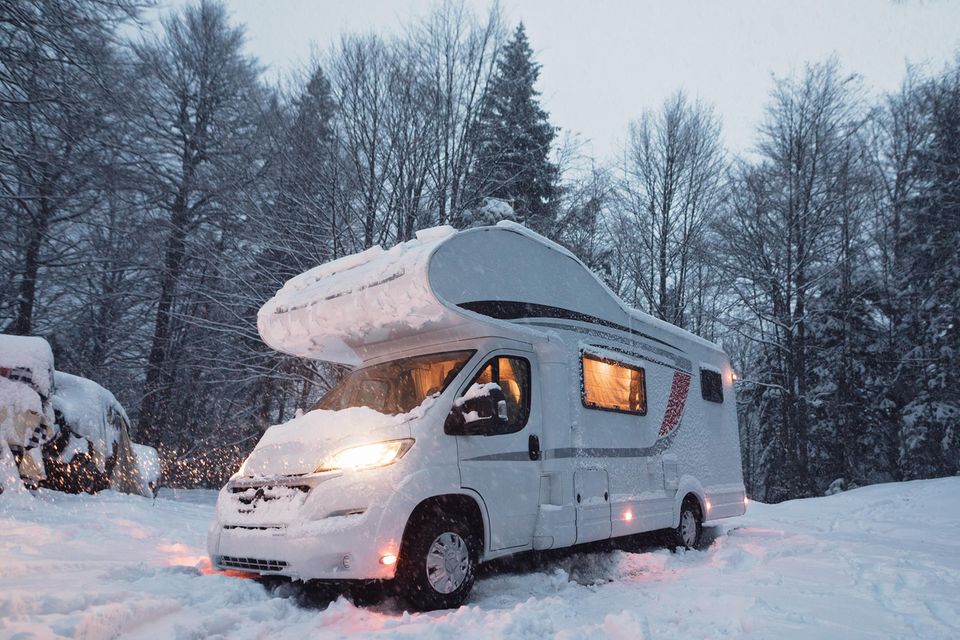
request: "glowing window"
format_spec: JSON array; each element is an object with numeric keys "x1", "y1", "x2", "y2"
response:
[
  {"x1": 581, "y1": 353, "x2": 646, "y2": 415},
  {"x1": 315, "y1": 350, "x2": 474, "y2": 415}
]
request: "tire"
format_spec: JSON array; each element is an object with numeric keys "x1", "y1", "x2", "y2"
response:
[
  {"x1": 671, "y1": 498, "x2": 703, "y2": 550},
  {"x1": 396, "y1": 506, "x2": 477, "y2": 611}
]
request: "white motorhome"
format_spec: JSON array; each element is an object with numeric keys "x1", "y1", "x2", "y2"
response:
[{"x1": 208, "y1": 222, "x2": 746, "y2": 610}]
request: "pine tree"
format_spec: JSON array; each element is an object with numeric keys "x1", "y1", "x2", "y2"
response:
[
  {"x1": 273, "y1": 66, "x2": 339, "y2": 277},
  {"x1": 469, "y1": 23, "x2": 557, "y2": 234},
  {"x1": 895, "y1": 61, "x2": 960, "y2": 479}
]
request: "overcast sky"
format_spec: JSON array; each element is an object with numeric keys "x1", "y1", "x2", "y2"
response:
[{"x1": 162, "y1": 0, "x2": 960, "y2": 160}]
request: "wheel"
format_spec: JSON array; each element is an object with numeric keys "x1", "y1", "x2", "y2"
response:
[
  {"x1": 671, "y1": 498, "x2": 703, "y2": 550},
  {"x1": 396, "y1": 507, "x2": 477, "y2": 611}
]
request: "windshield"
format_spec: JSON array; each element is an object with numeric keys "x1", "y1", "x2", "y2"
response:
[{"x1": 314, "y1": 350, "x2": 475, "y2": 415}]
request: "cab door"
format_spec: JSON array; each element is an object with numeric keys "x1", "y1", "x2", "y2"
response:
[{"x1": 452, "y1": 350, "x2": 542, "y2": 551}]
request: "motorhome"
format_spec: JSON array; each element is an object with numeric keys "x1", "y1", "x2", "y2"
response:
[{"x1": 208, "y1": 222, "x2": 747, "y2": 610}]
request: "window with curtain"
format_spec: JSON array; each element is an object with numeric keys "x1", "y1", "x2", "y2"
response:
[
  {"x1": 314, "y1": 350, "x2": 474, "y2": 415},
  {"x1": 581, "y1": 353, "x2": 646, "y2": 414}
]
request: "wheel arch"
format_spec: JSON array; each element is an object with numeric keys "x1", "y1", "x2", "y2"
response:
[
  {"x1": 673, "y1": 475, "x2": 707, "y2": 527},
  {"x1": 400, "y1": 492, "x2": 487, "y2": 561}
]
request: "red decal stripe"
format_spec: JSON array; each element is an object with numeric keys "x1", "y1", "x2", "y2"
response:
[{"x1": 658, "y1": 372, "x2": 691, "y2": 437}]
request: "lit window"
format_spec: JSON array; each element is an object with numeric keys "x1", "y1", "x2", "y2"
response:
[
  {"x1": 315, "y1": 350, "x2": 474, "y2": 415},
  {"x1": 581, "y1": 353, "x2": 646, "y2": 414}
]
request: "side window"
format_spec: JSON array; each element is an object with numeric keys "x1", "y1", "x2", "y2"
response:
[
  {"x1": 464, "y1": 356, "x2": 531, "y2": 432},
  {"x1": 700, "y1": 368, "x2": 724, "y2": 403},
  {"x1": 581, "y1": 352, "x2": 646, "y2": 415}
]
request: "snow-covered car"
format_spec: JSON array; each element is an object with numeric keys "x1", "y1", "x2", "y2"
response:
[
  {"x1": 44, "y1": 371, "x2": 159, "y2": 497},
  {"x1": 0, "y1": 335, "x2": 57, "y2": 491},
  {"x1": 209, "y1": 223, "x2": 747, "y2": 610}
]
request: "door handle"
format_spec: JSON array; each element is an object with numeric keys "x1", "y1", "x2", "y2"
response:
[{"x1": 528, "y1": 434, "x2": 540, "y2": 461}]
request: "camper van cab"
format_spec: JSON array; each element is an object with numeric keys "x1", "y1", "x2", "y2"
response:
[{"x1": 208, "y1": 222, "x2": 746, "y2": 610}]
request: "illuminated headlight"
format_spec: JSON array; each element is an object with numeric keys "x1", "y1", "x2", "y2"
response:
[{"x1": 316, "y1": 439, "x2": 414, "y2": 473}]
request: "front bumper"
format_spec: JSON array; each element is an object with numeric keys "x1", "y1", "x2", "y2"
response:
[
  {"x1": 208, "y1": 515, "x2": 397, "y2": 580},
  {"x1": 207, "y1": 473, "x2": 402, "y2": 581}
]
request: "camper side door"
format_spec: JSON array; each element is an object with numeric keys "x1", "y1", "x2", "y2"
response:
[{"x1": 448, "y1": 350, "x2": 541, "y2": 552}]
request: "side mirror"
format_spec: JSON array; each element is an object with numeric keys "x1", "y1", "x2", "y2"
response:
[{"x1": 444, "y1": 383, "x2": 510, "y2": 436}]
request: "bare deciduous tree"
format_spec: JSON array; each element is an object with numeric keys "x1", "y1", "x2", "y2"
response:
[
  {"x1": 617, "y1": 91, "x2": 725, "y2": 329},
  {"x1": 132, "y1": 0, "x2": 264, "y2": 445}
]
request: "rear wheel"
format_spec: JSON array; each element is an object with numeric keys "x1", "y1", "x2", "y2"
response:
[
  {"x1": 396, "y1": 507, "x2": 476, "y2": 610},
  {"x1": 671, "y1": 498, "x2": 703, "y2": 549}
]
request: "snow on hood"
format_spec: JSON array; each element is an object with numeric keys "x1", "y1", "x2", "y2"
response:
[
  {"x1": 257, "y1": 226, "x2": 458, "y2": 365},
  {"x1": 0, "y1": 334, "x2": 55, "y2": 399},
  {"x1": 241, "y1": 400, "x2": 434, "y2": 477}
]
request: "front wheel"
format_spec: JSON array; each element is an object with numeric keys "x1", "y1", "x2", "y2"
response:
[{"x1": 396, "y1": 512, "x2": 476, "y2": 610}]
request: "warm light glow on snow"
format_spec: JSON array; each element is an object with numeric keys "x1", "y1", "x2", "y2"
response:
[{"x1": 158, "y1": 542, "x2": 206, "y2": 568}]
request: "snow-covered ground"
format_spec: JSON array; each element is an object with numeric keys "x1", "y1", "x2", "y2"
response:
[{"x1": 1, "y1": 478, "x2": 958, "y2": 639}]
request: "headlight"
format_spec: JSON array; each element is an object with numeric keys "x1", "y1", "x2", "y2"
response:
[{"x1": 316, "y1": 439, "x2": 414, "y2": 473}]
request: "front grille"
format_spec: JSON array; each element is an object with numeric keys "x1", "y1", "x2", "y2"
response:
[
  {"x1": 217, "y1": 555, "x2": 288, "y2": 572},
  {"x1": 230, "y1": 484, "x2": 311, "y2": 505}
]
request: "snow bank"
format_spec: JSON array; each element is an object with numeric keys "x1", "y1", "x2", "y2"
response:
[
  {"x1": 0, "y1": 377, "x2": 42, "y2": 437},
  {"x1": 52, "y1": 371, "x2": 125, "y2": 461},
  {"x1": 258, "y1": 226, "x2": 458, "y2": 365},
  {"x1": 132, "y1": 443, "x2": 160, "y2": 491},
  {"x1": 2, "y1": 478, "x2": 959, "y2": 638},
  {"x1": 0, "y1": 377, "x2": 45, "y2": 495},
  {"x1": 0, "y1": 334, "x2": 55, "y2": 398}
]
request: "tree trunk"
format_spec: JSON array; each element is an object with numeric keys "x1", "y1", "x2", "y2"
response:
[
  {"x1": 11, "y1": 201, "x2": 50, "y2": 336},
  {"x1": 138, "y1": 193, "x2": 191, "y2": 445}
]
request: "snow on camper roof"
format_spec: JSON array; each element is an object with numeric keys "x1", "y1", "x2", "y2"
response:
[
  {"x1": 258, "y1": 221, "x2": 723, "y2": 365},
  {"x1": 258, "y1": 226, "x2": 462, "y2": 364},
  {"x1": 0, "y1": 334, "x2": 55, "y2": 398}
]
